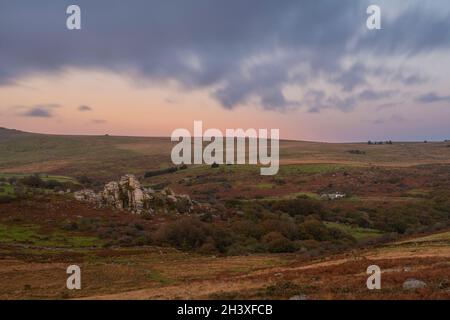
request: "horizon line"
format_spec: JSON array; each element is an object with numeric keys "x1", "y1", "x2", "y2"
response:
[{"x1": 1, "y1": 126, "x2": 448, "y2": 144}]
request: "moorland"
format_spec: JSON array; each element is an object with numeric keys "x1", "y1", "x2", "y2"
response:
[{"x1": 0, "y1": 127, "x2": 449, "y2": 299}]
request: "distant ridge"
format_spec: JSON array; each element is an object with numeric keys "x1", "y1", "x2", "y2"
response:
[
  {"x1": 0, "y1": 127, "x2": 445, "y2": 144},
  {"x1": 0, "y1": 127, "x2": 28, "y2": 136}
]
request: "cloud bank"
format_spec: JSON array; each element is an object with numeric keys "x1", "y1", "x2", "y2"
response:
[{"x1": 1, "y1": 0, "x2": 450, "y2": 113}]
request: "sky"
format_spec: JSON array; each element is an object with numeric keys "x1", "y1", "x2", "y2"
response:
[{"x1": 0, "y1": 0, "x2": 450, "y2": 142}]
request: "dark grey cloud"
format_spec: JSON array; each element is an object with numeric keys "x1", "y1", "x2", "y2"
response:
[
  {"x1": 78, "y1": 105, "x2": 92, "y2": 112},
  {"x1": 303, "y1": 87, "x2": 398, "y2": 113},
  {"x1": 327, "y1": 95, "x2": 357, "y2": 113},
  {"x1": 359, "y1": 5, "x2": 450, "y2": 55},
  {"x1": 18, "y1": 104, "x2": 60, "y2": 118},
  {"x1": 416, "y1": 92, "x2": 450, "y2": 104},
  {"x1": 358, "y1": 89, "x2": 395, "y2": 101},
  {"x1": 373, "y1": 114, "x2": 405, "y2": 125},
  {"x1": 332, "y1": 64, "x2": 367, "y2": 92},
  {"x1": 377, "y1": 102, "x2": 398, "y2": 110},
  {"x1": 392, "y1": 72, "x2": 427, "y2": 86},
  {"x1": 303, "y1": 90, "x2": 326, "y2": 113},
  {"x1": 302, "y1": 89, "x2": 357, "y2": 113},
  {"x1": 22, "y1": 108, "x2": 52, "y2": 118},
  {"x1": 0, "y1": 1, "x2": 449, "y2": 111}
]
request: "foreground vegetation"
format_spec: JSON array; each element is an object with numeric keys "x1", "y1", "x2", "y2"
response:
[{"x1": 1, "y1": 180, "x2": 448, "y2": 258}]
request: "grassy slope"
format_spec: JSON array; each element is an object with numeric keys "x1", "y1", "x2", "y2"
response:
[
  {"x1": 1, "y1": 128, "x2": 450, "y2": 180},
  {"x1": 83, "y1": 230, "x2": 450, "y2": 300},
  {"x1": 0, "y1": 224, "x2": 103, "y2": 248},
  {"x1": 324, "y1": 222, "x2": 383, "y2": 241},
  {"x1": 1, "y1": 230, "x2": 447, "y2": 300}
]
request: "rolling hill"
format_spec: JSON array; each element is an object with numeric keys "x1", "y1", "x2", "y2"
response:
[{"x1": 1, "y1": 128, "x2": 450, "y2": 181}]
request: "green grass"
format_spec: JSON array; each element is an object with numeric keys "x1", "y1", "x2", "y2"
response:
[
  {"x1": 155, "y1": 163, "x2": 351, "y2": 179},
  {"x1": 396, "y1": 231, "x2": 450, "y2": 244},
  {"x1": 41, "y1": 175, "x2": 78, "y2": 183},
  {"x1": 0, "y1": 183, "x2": 15, "y2": 196},
  {"x1": 241, "y1": 191, "x2": 321, "y2": 202},
  {"x1": 0, "y1": 224, "x2": 38, "y2": 243},
  {"x1": 145, "y1": 270, "x2": 175, "y2": 285},
  {"x1": 0, "y1": 173, "x2": 78, "y2": 184},
  {"x1": 279, "y1": 164, "x2": 347, "y2": 175},
  {"x1": 402, "y1": 189, "x2": 430, "y2": 198},
  {"x1": 212, "y1": 164, "x2": 260, "y2": 174},
  {"x1": 293, "y1": 192, "x2": 321, "y2": 199},
  {"x1": 36, "y1": 232, "x2": 102, "y2": 248},
  {"x1": 0, "y1": 224, "x2": 104, "y2": 248},
  {"x1": 324, "y1": 222, "x2": 383, "y2": 241},
  {"x1": 0, "y1": 132, "x2": 154, "y2": 180},
  {"x1": 255, "y1": 183, "x2": 274, "y2": 189},
  {"x1": 255, "y1": 191, "x2": 321, "y2": 201}
]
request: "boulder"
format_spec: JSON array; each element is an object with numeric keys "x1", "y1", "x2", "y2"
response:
[
  {"x1": 74, "y1": 189, "x2": 100, "y2": 204},
  {"x1": 74, "y1": 174, "x2": 193, "y2": 215},
  {"x1": 403, "y1": 279, "x2": 427, "y2": 290},
  {"x1": 102, "y1": 181, "x2": 122, "y2": 210},
  {"x1": 119, "y1": 175, "x2": 145, "y2": 214}
]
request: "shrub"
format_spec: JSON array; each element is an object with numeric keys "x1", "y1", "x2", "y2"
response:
[
  {"x1": 197, "y1": 237, "x2": 217, "y2": 254},
  {"x1": 77, "y1": 175, "x2": 92, "y2": 186},
  {"x1": 260, "y1": 217, "x2": 299, "y2": 240},
  {"x1": 211, "y1": 162, "x2": 220, "y2": 168},
  {"x1": 262, "y1": 231, "x2": 296, "y2": 253},
  {"x1": 153, "y1": 217, "x2": 234, "y2": 253},
  {"x1": 20, "y1": 175, "x2": 45, "y2": 188},
  {"x1": 199, "y1": 212, "x2": 213, "y2": 223},
  {"x1": 144, "y1": 167, "x2": 178, "y2": 178},
  {"x1": 61, "y1": 220, "x2": 79, "y2": 231},
  {"x1": 347, "y1": 150, "x2": 366, "y2": 155},
  {"x1": 268, "y1": 198, "x2": 324, "y2": 217},
  {"x1": 153, "y1": 218, "x2": 211, "y2": 250},
  {"x1": 298, "y1": 219, "x2": 331, "y2": 241},
  {"x1": 231, "y1": 219, "x2": 264, "y2": 239},
  {"x1": 0, "y1": 195, "x2": 14, "y2": 203},
  {"x1": 44, "y1": 179, "x2": 63, "y2": 190},
  {"x1": 265, "y1": 281, "x2": 301, "y2": 298}
]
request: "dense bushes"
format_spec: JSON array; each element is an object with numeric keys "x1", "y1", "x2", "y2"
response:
[
  {"x1": 266, "y1": 198, "x2": 324, "y2": 217},
  {"x1": 144, "y1": 164, "x2": 187, "y2": 178},
  {"x1": 153, "y1": 217, "x2": 232, "y2": 253},
  {"x1": 18, "y1": 174, "x2": 80, "y2": 191},
  {"x1": 150, "y1": 208, "x2": 357, "y2": 255},
  {"x1": 261, "y1": 232, "x2": 296, "y2": 253},
  {"x1": 0, "y1": 195, "x2": 14, "y2": 203},
  {"x1": 10, "y1": 176, "x2": 449, "y2": 256}
]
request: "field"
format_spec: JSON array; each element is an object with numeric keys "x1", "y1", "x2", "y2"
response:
[{"x1": 0, "y1": 127, "x2": 449, "y2": 300}]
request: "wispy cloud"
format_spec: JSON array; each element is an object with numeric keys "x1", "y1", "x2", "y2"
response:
[
  {"x1": 358, "y1": 89, "x2": 395, "y2": 101},
  {"x1": 78, "y1": 105, "x2": 92, "y2": 112},
  {"x1": 377, "y1": 102, "x2": 398, "y2": 110},
  {"x1": 18, "y1": 104, "x2": 60, "y2": 118},
  {"x1": 373, "y1": 114, "x2": 405, "y2": 125},
  {"x1": 416, "y1": 92, "x2": 450, "y2": 104}
]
